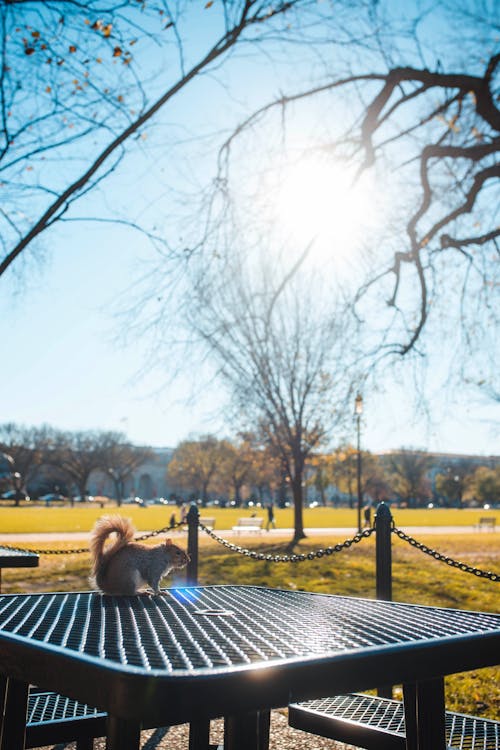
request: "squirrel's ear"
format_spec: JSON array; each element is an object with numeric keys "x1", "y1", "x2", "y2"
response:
[{"x1": 165, "y1": 538, "x2": 172, "y2": 546}]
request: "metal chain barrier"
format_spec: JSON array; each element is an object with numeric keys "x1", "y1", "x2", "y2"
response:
[
  {"x1": 199, "y1": 522, "x2": 375, "y2": 562},
  {"x1": 135, "y1": 520, "x2": 185, "y2": 540},
  {"x1": 0, "y1": 542, "x2": 88, "y2": 555},
  {"x1": 392, "y1": 526, "x2": 500, "y2": 582},
  {"x1": 0, "y1": 520, "x2": 186, "y2": 556},
  {"x1": 1, "y1": 519, "x2": 498, "y2": 583}
]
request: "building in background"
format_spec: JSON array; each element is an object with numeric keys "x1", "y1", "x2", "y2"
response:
[{"x1": 88, "y1": 447, "x2": 174, "y2": 500}]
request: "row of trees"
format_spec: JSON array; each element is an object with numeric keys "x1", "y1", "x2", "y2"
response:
[
  {"x1": 2, "y1": 422, "x2": 497, "y2": 516},
  {"x1": 0, "y1": 423, "x2": 152, "y2": 505},
  {"x1": 2, "y1": 1, "x2": 497, "y2": 390},
  {"x1": 168, "y1": 435, "x2": 499, "y2": 510}
]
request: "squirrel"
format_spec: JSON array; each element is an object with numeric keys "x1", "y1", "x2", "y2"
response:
[{"x1": 89, "y1": 515, "x2": 189, "y2": 595}]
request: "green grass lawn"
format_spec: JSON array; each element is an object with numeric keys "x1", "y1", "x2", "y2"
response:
[
  {"x1": 1, "y1": 522, "x2": 498, "y2": 721},
  {"x1": 0, "y1": 503, "x2": 497, "y2": 533}
]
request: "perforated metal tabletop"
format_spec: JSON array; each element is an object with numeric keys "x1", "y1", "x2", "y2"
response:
[{"x1": 0, "y1": 586, "x2": 498, "y2": 748}]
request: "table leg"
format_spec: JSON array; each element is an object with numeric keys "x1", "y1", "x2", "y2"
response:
[
  {"x1": 189, "y1": 719, "x2": 210, "y2": 750},
  {"x1": 403, "y1": 683, "x2": 417, "y2": 750},
  {"x1": 0, "y1": 675, "x2": 6, "y2": 741},
  {"x1": 0, "y1": 677, "x2": 28, "y2": 750},
  {"x1": 403, "y1": 678, "x2": 446, "y2": 750},
  {"x1": 106, "y1": 715, "x2": 141, "y2": 750},
  {"x1": 223, "y1": 710, "x2": 270, "y2": 750}
]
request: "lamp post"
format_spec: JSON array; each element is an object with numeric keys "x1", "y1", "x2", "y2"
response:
[
  {"x1": 355, "y1": 393, "x2": 363, "y2": 533},
  {"x1": 12, "y1": 472, "x2": 22, "y2": 505}
]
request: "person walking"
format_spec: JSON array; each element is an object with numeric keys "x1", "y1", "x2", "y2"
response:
[
  {"x1": 266, "y1": 504, "x2": 276, "y2": 531},
  {"x1": 363, "y1": 503, "x2": 372, "y2": 528}
]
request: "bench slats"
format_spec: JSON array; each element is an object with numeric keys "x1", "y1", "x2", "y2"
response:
[
  {"x1": 476, "y1": 517, "x2": 496, "y2": 531},
  {"x1": 232, "y1": 518, "x2": 264, "y2": 533},
  {"x1": 199, "y1": 517, "x2": 216, "y2": 530},
  {"x1": 289, "y1": 693, "x2": 500, "y2": 750},
  {"x1": 26, "y1": 690, "x2": 106, "y2": 748}
]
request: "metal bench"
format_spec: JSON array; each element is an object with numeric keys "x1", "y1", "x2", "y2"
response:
[
  {"x1": 288, "y1": 693, "x2": 500, "y2": 749},
  {"x1": 10, "y1": 688, "x2": 210, "y2": 749},
  {"x1": 25, "y1": 688, "x2": 106, "y2": 750},
  {"x1": 476, "y1": 516, "x2": 496, "y2": 531},
  {"x1": 199, "y1": 516, "x2": 216, "y2": 530},
  {"x1": 232, "y1": 517, "x2": 263, "y2": 533}
]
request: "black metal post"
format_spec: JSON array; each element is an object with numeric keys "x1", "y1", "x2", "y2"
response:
[
  {"x1": 186, "y1": 503, "x2": 199, "y2": 586},
  {"x1": 375, "y1": 502, "x2": 392, "y2": 602},
  {"x1": 375, "y1": 501, "x2": 393, "y2": 698},
  {"x1": 0, "y1": 678, "x2": 28, "y2": 750},
  {"x1": 356, "y1": 414, "x2": 362, "y2": 533},
  {"x1": 403, "y1": 678, "x2": 447, "y2": 750},
  {"x1": 188, "y1": 720, "x2": 211, "y2": 750},
  {"x1": 224, "y1": 711, "x2": 270, "y2": 750},
  {"x1": 106, "y1": 715, "x2": 141, "y2": 750}
]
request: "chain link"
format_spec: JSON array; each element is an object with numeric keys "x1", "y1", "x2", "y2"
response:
[
  {"x1": 199, "y1": 523, "x2": 375, "y2": 562},
  {"x1": 0, "y1": 542, "x2": 88, "y2": 555},
  {"x1": 392, "y1": 526, "x2": 500, "y2": 582},
  {"x1": 135, "y1": 520, "x2": 185, "y2": 540},
  {"x1": 1, "y1": 521, "x2": 498, "y2": 583},
  {"x1": 0, "y1": 521, "x2": 186, "y2": 556}
]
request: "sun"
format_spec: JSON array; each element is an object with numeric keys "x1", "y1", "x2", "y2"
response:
[{"x1": 269, "y1": 154, "x2": 378, "y2": 269}]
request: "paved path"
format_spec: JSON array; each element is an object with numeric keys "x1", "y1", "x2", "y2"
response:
[
  {"x1": 0, "y1": 525, "x2": 488, "y2": 543},
  {"x1": 36, "y1": 710, "x2": 352, "y2": 750}
]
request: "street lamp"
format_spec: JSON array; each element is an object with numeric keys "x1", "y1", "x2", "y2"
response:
[{"x1": 354, "y1": 393, "x2": 363, "y2": 532}]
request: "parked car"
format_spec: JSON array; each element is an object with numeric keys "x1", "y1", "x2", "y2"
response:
[
  {"x1": 148, "y1": 497, "x2": 169, "y2": 505},
  {"x1": 123, "y1": 496, "x2": 145, "y2": 506},
  {"x1": 0, "y1": 489, "x2": 30, "y2": 501},
  {"x1": 71, "y1": 495, "x2": 95, "y2": 503},
  {"x1": 38, "y1": 493, "x2": 66, "y2": 505}
]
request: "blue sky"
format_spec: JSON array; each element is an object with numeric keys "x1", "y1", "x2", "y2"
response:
[
  {"x1": 1, "y1": 215, "x2": 498, "y2": 457},
  {"x1": 1, "y1": 2, "x2": 498, "y2": 458}
]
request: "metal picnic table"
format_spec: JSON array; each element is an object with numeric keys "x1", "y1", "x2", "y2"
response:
[{"x1": 0, "y1": 585, "x2": 498, "y2": 750}]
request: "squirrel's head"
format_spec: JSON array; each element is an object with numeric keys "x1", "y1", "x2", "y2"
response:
[{"x1": 165, "y1": 538, "x2": 190, "y2": 568}]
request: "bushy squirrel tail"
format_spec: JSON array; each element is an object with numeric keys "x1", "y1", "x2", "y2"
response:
[{"x1": 89, "y1": 515, "x2": 135, "y2": 577}]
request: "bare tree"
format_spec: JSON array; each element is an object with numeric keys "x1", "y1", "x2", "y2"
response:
[
  {"x1": 241, "y1": 431, "x2": 281, "y2": 507},
  {"x1": 101, "y1": 438, "x2": 153, "y2": 506},
  {"x1": 185, "y1": 248, "x2": 360, "y2": 543},
  {"x1": 469, "y1": 464, "x2": 500, "y2": 506},
  {"x1": 386, "y1": 450, "x2": 432, "y2": 508},
  {"x1": 308, "y1": 454, "x2": 333, "y2": 506},
  {"x1": 214, "y1": 437, "x2": 255, "y2": 507},
  {"x1": 204, "y1": 2, "x2": 499, "y2": 396},
  {"x1": 1, "y1": 0, "x2": 369, "y2": 280},
  {"x1": 329, "y1": 444, "x2": 358, "y2": 509},
  {"x1": 43, "y1": 428, "x2": 118, "y2": 504},
  {"x1": 167, "y1": 435, "x2": 226, "y2": 506},
  {"x1": 362, "y1": 453, "x2": 392, "y2": 504},
  {"x1": 0, "y1": 423, "x2": 50, "y2": 504},
  {"x1": 434, "y1": 458, "x2": 477, "y2": 508}
]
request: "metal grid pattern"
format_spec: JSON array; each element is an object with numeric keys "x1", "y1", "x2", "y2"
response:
[
  {"x1": 27, "y1": 690, "x2": 104, "y2": 726},
  {"x1": 291, "y1": 694, "x2": 500, "y2": 749},
  {"x1": 295, "y1": 694, "x2": 406, "y2": 735},
  {"x1": 0, "y1": 587, "x2": 499, "y2": 673}
]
